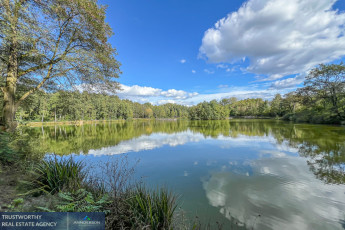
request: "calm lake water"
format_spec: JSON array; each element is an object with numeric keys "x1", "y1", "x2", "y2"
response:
[{"x1": 26, "y1": 120, "x2": 345, "y2": 230}]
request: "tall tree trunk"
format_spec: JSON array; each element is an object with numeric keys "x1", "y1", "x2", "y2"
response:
[
  {"x1": 2, "y1": 47, "x2": 18, "y2": 130},
  {"x1": 2, "y1": 83, "x2": 17, "y2": 130},
  {"x1": 1, "y1": 0, "x2": 19, "y2": 131}
]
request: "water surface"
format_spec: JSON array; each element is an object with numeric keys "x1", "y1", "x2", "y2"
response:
[{"x1": 26, "y1": 120, "x2": 345, "y2": 230}]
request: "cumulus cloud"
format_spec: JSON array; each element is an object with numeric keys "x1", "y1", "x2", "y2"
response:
[
  {"x1": 120, "y1": 84, "x2": 161, "y2": 97},
  {"x1": 161, "y1": 89, "x2": 199, "y2": 99},
  {"x1": 75, "y1": 83, "x2": 289, "y2": 105},
  {"x1": 192, "y1": 70, "x2": 196, "y2": 74},
  {"x1": 180, "y1": 59, "x2": 187, "y2": 64},
  {"x1": 199, "y1": 0, "x2": 345, "y2": 79},
  {"x1": 116, "y1": 84, "x2": 199, "y2": 104}
]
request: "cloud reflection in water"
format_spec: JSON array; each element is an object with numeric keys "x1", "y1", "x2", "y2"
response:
[{"x1": 202, "y1": 155, "x2": 345, "y2": 230}]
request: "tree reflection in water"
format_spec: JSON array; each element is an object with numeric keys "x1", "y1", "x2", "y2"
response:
[{"x1": 25, "y1": 119, "x2": 345, "y2": 184}]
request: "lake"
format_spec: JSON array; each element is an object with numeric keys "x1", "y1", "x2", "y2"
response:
[{"x1": 25, "y1": 119, "x2": 345, "y2": 230}]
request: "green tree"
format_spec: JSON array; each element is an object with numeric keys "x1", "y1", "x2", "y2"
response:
[
  {"x1": 304, "y1": 63, "x2": 345, "y2": 118},
  {"x1": 270, "y1": 94, "x2": 283, "y2": 117},
  {"x1": 0, "y1": 0, "x2": 120, "y2": 129},
  {"x1": 282, "y1": 92, "x2": 301, "y2": 114}
]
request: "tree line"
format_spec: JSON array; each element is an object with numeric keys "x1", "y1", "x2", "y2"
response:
[
  {"x1": 2, "y1": 63, "x2": 344, "y2": 124},
  {"x1": 190, "y1": 63, "x2": 345, "y2": 123},
  {"x1": 6, "y1": 90, "x2": 190, "y2": 122}
]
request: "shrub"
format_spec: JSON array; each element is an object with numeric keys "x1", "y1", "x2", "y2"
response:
[
  {"x1": 0, "y1": 129, "x2": 41, "y2": 166},
  {"x1": 0, "y1": 132, "x2": 18, "y2": 165}
]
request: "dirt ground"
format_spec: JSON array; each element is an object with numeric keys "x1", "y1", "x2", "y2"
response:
[{"x1": 0, "y1": 165, "x2": 20, "y2": 211}]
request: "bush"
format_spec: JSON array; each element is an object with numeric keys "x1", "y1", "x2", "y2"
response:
[
  {"x1": 0, "y1": 132, "x2": 19, "y2": 165},
  {"x1": 39, "y1": 189, "x2": 111, "y2": 213},
  {"x1": 0, "y1": 129, "x2": 41, "y2": 166},
  {"x1": 26, "y1": 156, "x2": 86, "y2": 195}
]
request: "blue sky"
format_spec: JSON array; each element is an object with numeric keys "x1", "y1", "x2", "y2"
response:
[{"x1": 100, "y1": 0, "x2": 345, "y2": 105}]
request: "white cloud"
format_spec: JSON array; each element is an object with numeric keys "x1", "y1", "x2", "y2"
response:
[
  {"x1": 192, "y1": 70, "x2": 196, "y2": 74},
  {"x1": 255, "y1": 74, "x2": 283, "y2": 82},
  {"x1": 217, "y1": 64, "x2": 228, "y2": 69},
  {"x1": 116, "y1": 84, "x2": 199, "y2": 104},
  {"x1": 160, "y1": 89, "x2": 198, "y2": 99},
  {"x1": 199, "y1": 0, "x2": 345, "y2": 78},
  {"x1": 161, "y1": 89, "x2": 186, "y2": 98},
  {"x1": 204, "y1": 69, "x2": 215, "y2": 74},
  {"x1": 119, "y1": 84, "x2": 161, "y2": 96},
  {"x1": 270, "y1": 74, "x2": 305, "y2": 89},
  {"x1": 76, "y1": 83, "x2": 289, "y2": 105},
  {"x1": 180, "y1": 59, "x2": 186, "y2": 64}
]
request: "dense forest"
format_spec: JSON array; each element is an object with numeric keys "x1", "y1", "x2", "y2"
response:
[{"x1": 0, "y1": 63, "x2": 344, "y2": 124}]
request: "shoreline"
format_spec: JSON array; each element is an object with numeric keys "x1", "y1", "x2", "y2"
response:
[
  {"x1": 18, "y1": 116, "x2": 344, "y2": 128},
  {"x1": 22, "y1": 117, "x2": 271, "y2": 127},
  {"x1": 22, "y1": 119, "x2": 127, "y2": 127}
]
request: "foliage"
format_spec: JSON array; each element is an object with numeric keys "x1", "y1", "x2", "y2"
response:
[
  {"x1": 39, "y1": 189, "x2": 111, "y2": 213},
  {"x1": 0, "y1": 128, "x2": 38, "y2": 165},
  {"x1": 0, "y1": 131, "x2": 17, "y2": 164},
  {"x1": 5, "y1": 198, "x2": 24, "y2": 211},
  {"x1": 26, "y1": 157, "x2": 86, "y2": 195}
]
